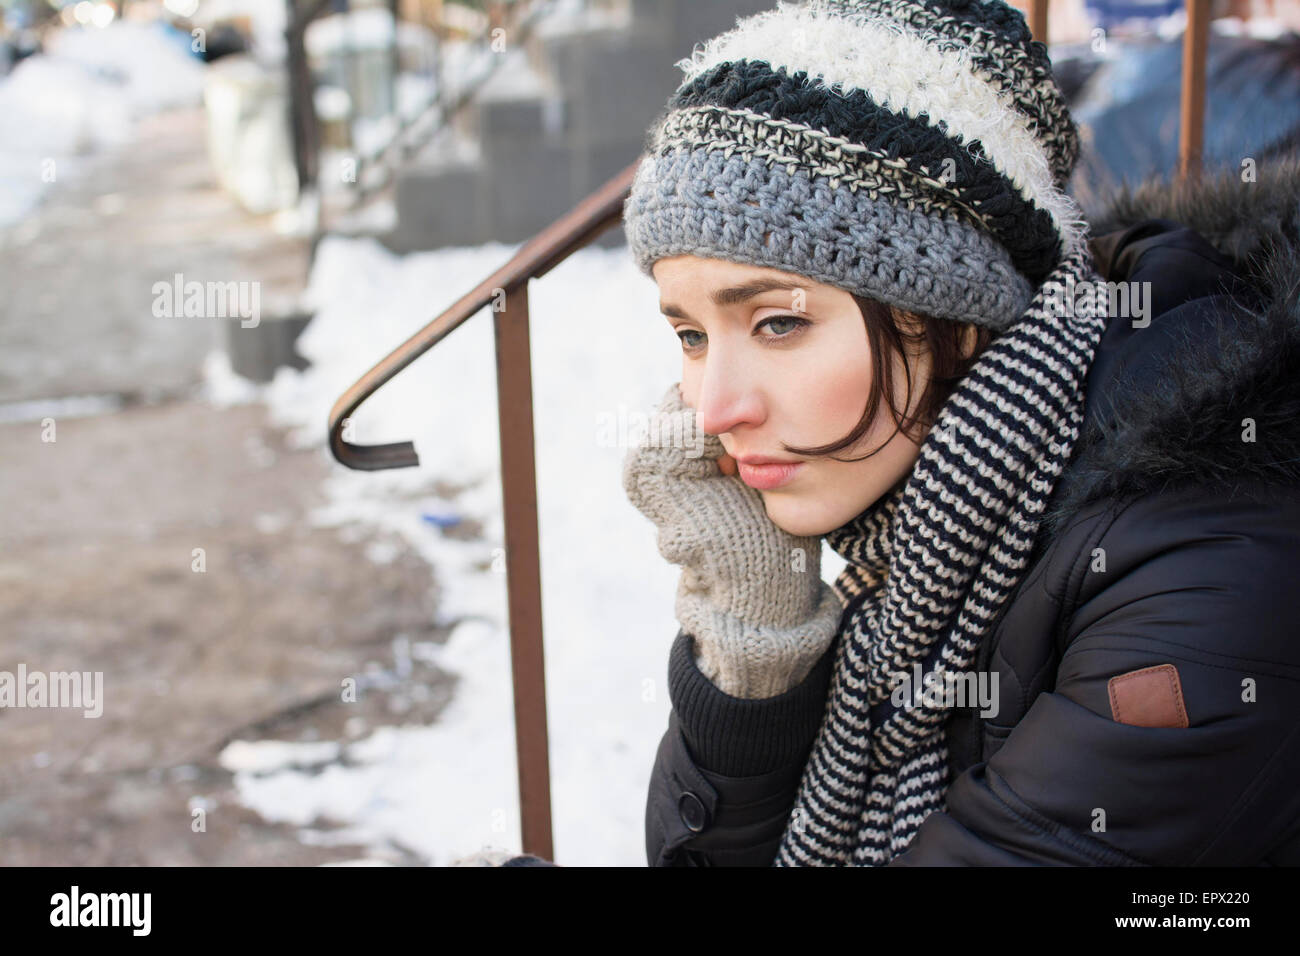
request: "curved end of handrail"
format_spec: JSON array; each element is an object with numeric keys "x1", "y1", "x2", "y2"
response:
[
  {"x1": 325, "y1": 157, "x2": 639, "y2": 473},
  {"x1": 328, "y1": 400, "x2": 420, "y2": 471},
  {"x1": 334, "y1": 436, "x2": 421, "y2": 471}
]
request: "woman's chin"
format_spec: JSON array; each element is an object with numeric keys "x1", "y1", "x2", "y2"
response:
[{"x1": 762, "y1": 495, "x2": 836, "y2": 538}]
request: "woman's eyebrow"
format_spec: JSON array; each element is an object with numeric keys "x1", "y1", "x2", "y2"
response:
[{"x1": 660, "y1": 279, "x2": 808, "y2": 318}]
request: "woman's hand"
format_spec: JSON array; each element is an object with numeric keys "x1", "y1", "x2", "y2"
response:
[{"x1": 622, "y1": 383, "x2": 843, "y2": 699}]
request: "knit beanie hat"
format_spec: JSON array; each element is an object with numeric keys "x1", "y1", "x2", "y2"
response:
[{"x1": 622, "y1": 0, "x2": 1088, "y2": 331}]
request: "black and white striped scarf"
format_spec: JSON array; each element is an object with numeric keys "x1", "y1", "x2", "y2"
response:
[{"x1": 773, "y1": 247, "x2": 1110, "y2": 866}]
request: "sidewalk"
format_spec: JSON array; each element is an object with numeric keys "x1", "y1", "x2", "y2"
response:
[
  {"x1": 0, "y1": 107, "x2": 455, "y2": 865},
  {"x1": 0, "y1": 107, "x2": 306, "y2": 404}
]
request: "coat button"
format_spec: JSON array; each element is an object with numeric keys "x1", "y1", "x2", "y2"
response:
[{"x1": 678, "y1": 791, "x2": 709, "y2": 832}]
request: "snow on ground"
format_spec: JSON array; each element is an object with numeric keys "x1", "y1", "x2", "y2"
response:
[
  {"x1": 0, "y1": 21, "x2": 204, "y2": 228},
  {"x1": 211, "y1": 235, "x2": 844, "y2": 865}
]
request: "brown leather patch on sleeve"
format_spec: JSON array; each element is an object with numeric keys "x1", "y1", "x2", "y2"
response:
[{"x1": 1108, "y1": 664, "x2": 1189, "y2": 728}]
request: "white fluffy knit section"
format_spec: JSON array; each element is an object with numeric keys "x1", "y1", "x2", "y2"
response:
[{"x1": 674, "y1": 0, "x2": 1088, "y2": 256}]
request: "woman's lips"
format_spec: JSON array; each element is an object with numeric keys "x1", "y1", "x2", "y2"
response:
[{"x1": 736, "y1": 460, "x2": 804, "y2": 490}]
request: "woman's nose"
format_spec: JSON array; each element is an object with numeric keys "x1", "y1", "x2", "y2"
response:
[{"x1": 693, "y1": 358, "x2": 763, "y2": 438}]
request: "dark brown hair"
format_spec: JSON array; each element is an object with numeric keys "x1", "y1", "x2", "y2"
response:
[{"x1": 780, "y1": 295, "x2": 994, "y2": 463}]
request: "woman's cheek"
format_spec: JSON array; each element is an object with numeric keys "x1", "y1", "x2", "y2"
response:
[{"x1": 800, "y1": 355, "x2": 873, "y2": 445}]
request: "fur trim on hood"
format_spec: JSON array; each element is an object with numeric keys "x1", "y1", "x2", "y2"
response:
[{"x1": 1042, "y1": 155, "x2": 1300, "y2": 535}]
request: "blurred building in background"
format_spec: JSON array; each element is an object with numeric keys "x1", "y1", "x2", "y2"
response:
[{"x1": 11, "y1": 0, "x2": 1298, "y2": 264}]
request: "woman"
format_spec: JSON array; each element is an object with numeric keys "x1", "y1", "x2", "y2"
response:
[{"x1": 617, "y1": 0, "x2": 1300, "y2": 867}]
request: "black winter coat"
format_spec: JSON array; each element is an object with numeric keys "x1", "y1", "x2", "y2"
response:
[{"x1": 646, "y1": 166, "x2": 1300, "y2": 867}]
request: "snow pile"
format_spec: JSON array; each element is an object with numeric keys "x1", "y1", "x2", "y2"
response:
[
  {"x1": 217, "y1": 235, "x2": 844, "y2": 865},
  {"x1": 0, "y1": 21, "x2": 204, "y2": 227},
  {"x1": 44, "y1": 20, "x2": 205, "y2": 113}
]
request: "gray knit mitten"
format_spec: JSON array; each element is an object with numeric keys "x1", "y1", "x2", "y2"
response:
[{"x1": 623, "y1": 382, "x2": 843, "y2": 699}]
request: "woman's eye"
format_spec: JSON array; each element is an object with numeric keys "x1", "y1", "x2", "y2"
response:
[
  {"x1": 676, "y1": 316, "x2": 809, "y2": 353},
  {"x1": 757, "y1": 315, "x2": 810, "y2": 340}
]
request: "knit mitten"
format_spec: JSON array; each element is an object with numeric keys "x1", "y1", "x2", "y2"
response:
[{"x1": 623, "y1": 382, "x2": 843, "y2": 699}]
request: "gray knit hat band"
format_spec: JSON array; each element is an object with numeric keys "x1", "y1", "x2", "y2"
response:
[{"x1": 625, "y1": 145, "x2": 1035, "y2": 329}]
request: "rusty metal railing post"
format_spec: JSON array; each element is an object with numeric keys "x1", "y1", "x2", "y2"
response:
[
  {"x1": 327, "y1": 160, "x2": 639, "y2": 862},
  {"x1": 492, "y1": 281, "x2": 554, "y2": 861},
  {"x1": 1027, "y1": 0, "x2": 1048, "y2": 45},
  {"x1": 1179, "y1": 0, "x2": 1210, "y2": 183}
]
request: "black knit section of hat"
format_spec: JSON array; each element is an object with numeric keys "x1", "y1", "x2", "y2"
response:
[
  {"x1": 841, "y1": 0, "x2": 1080, "y2": 186},
  {"x1": 668, "y1": 58, "x2": 1064, "y2": 282},
  {"x1": 916, "y1": 0, "x2": 1040, "y2": 45},
  {"x1": 841, "y1": 0, "x2": 1041, "y2": 57}
]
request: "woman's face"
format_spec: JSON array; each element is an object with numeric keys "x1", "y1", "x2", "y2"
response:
[{"x1": 652, "y1": 254, "x2": 933, "y2": 538}]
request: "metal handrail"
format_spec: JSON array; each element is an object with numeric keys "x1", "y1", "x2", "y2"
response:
[
  {"x1": 1026, "y1": 0, "x2": 1210, "y2": 183},
  {"x1": 326, "y1": 158, "x2": 637, "y2": 861},
  {"x1": 327, "y1": 158, "x2": 637, "y2": 470},
  {"x1": 1179, "y1": 0, "x2": 1210, "y2": 182}
]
